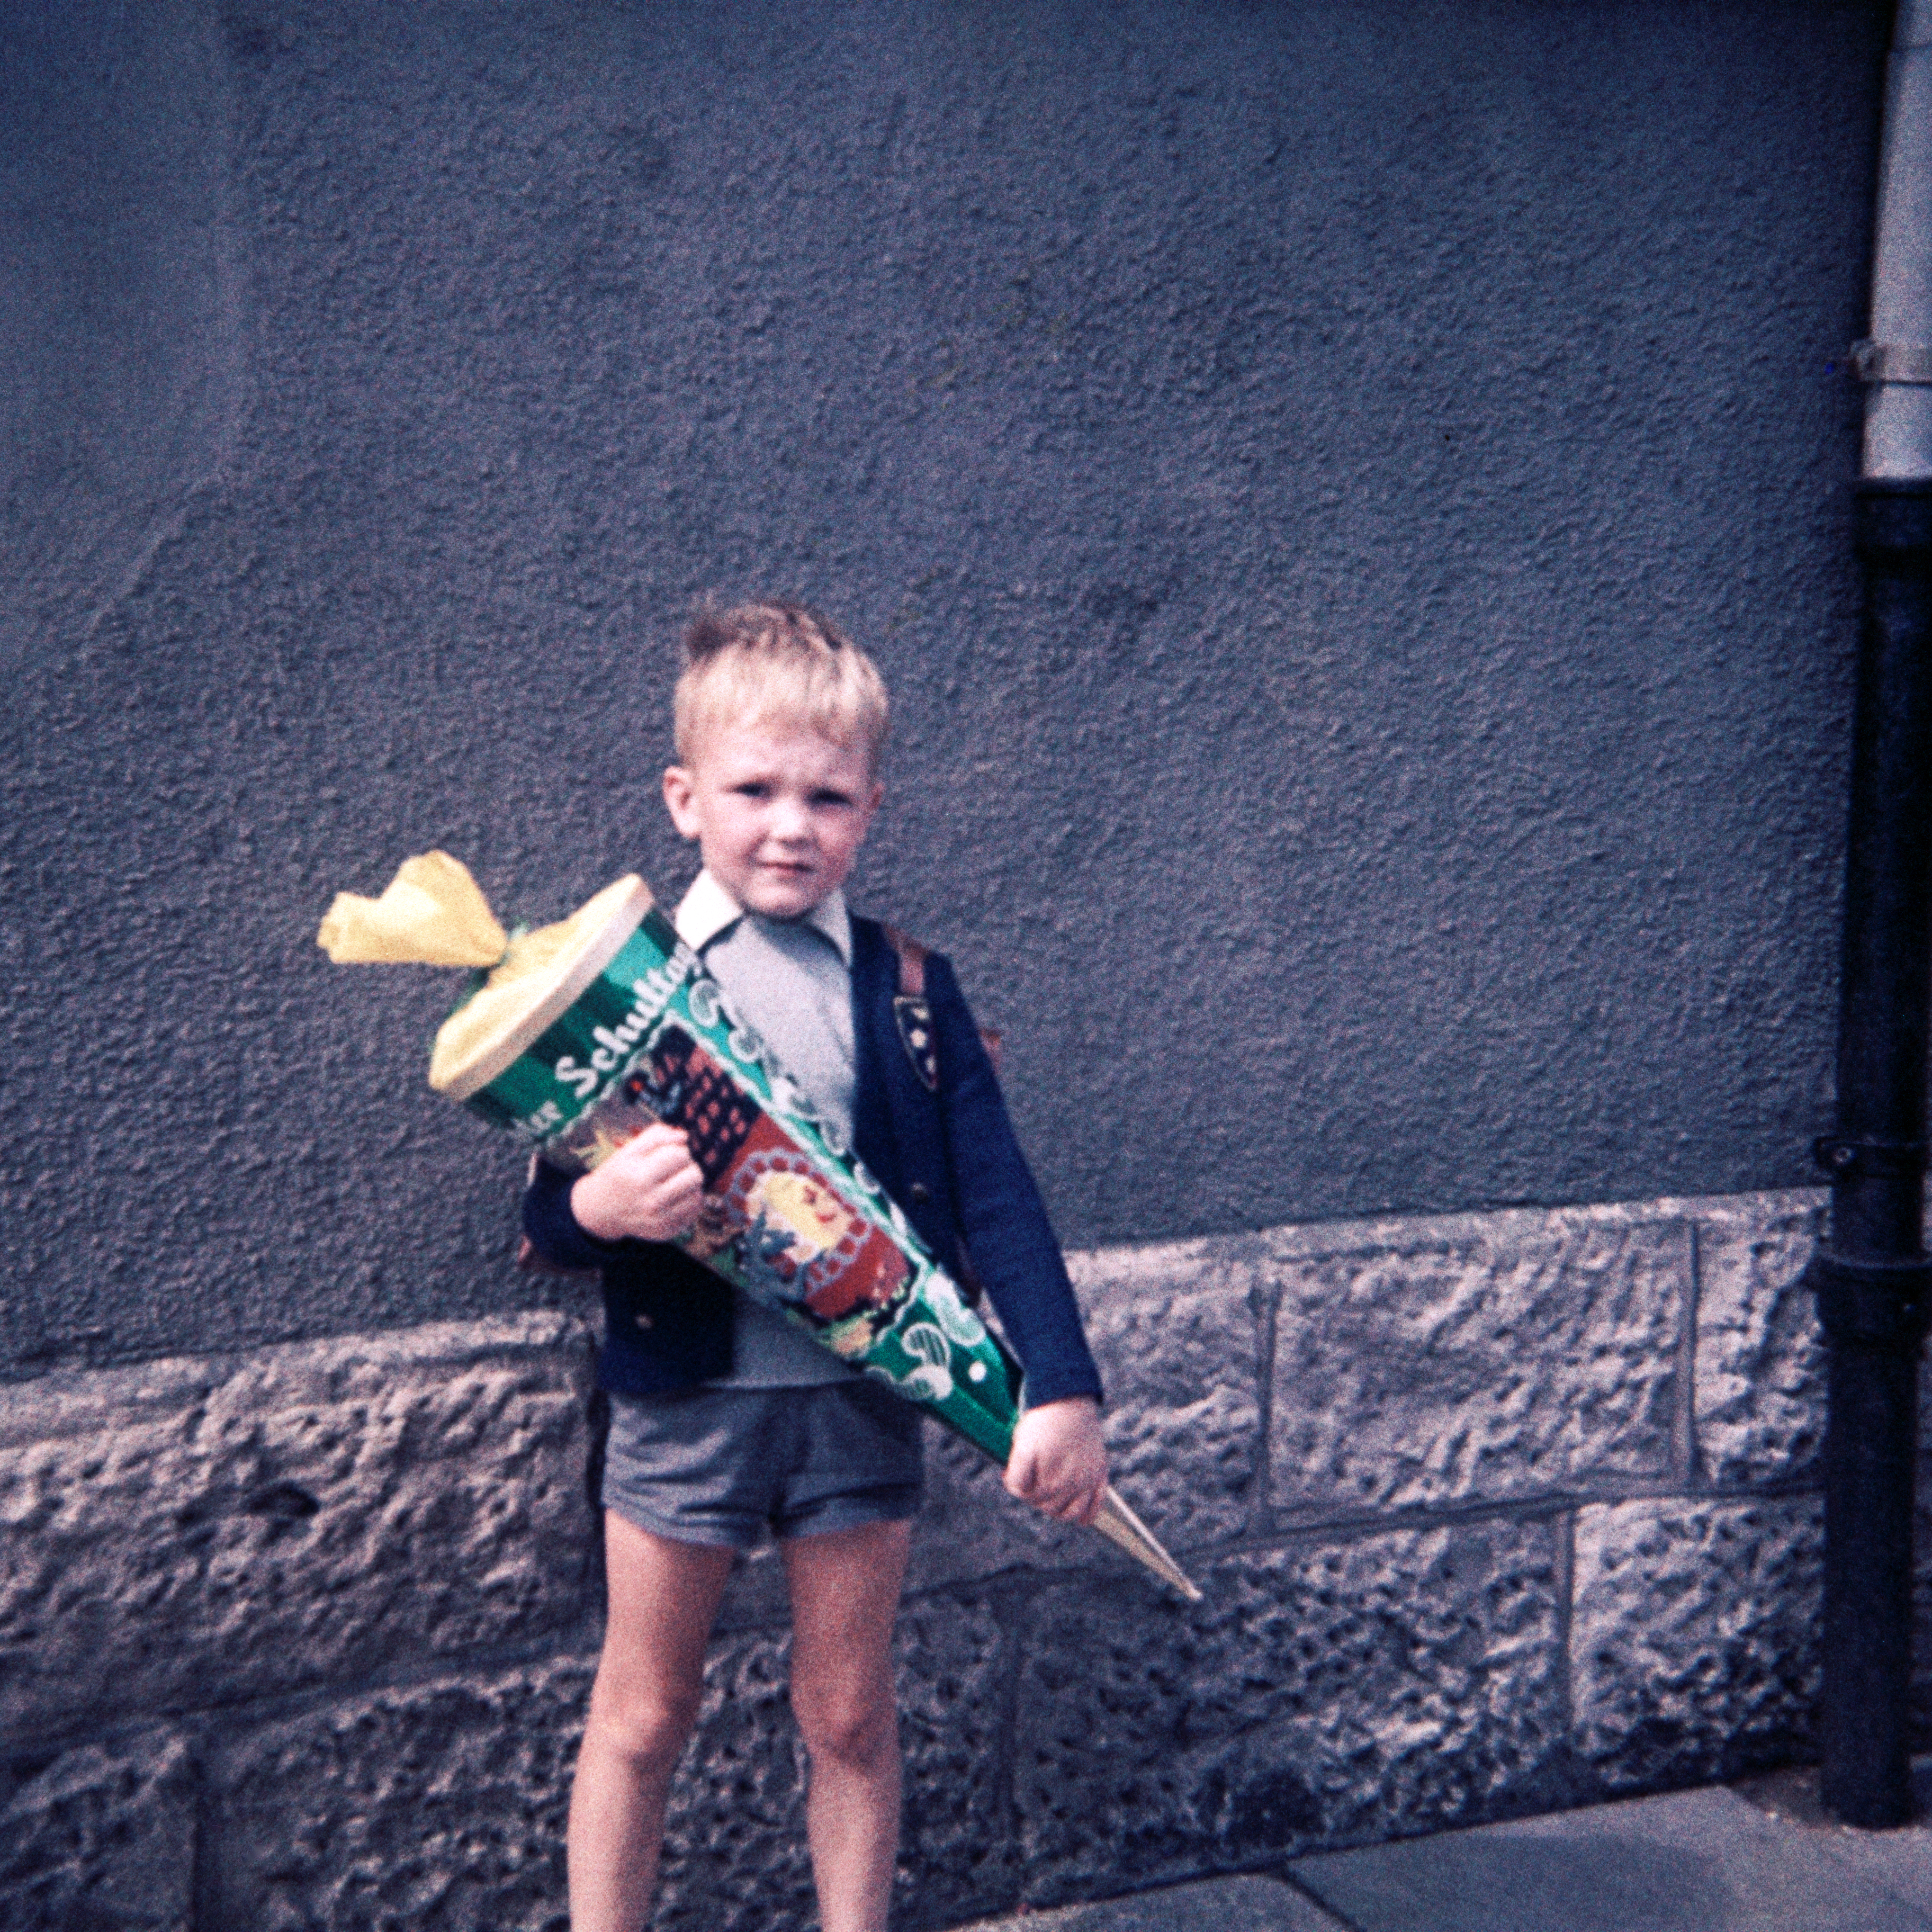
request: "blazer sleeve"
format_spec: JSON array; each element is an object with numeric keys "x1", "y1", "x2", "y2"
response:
[
  {"x1": 522, "y1": 1157, "x2": 629, "y2": 1272},
  {"x1": 924, "y1": 951, "x2": 1103, "y2": 1408}
]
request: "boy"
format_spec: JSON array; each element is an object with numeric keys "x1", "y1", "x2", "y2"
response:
[{"x1": 521, "y1": 601, "x2": 1108, "y2": 1932}]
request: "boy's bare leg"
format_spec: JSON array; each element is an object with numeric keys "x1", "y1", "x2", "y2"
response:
[
  {"x1": 569, "y1": 1513, "x2": 735, "y2": 1932},
  {"x1": 782, "y1": 1517, "x2": 914, "y2": 1932}
]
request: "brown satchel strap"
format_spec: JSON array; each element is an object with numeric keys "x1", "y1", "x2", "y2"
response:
[{"x1": 882, "y1": 923, "x2": 928, "y2": 998}]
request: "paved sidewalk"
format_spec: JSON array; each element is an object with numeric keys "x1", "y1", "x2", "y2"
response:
[{"x1": 948, "y1": 1766, "x2": 1932, "y2": 1932}]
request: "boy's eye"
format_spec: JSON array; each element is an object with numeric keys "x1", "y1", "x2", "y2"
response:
[
  {"x1": 810, "y1": 789, "x2": 854, "y2": 808},
  {"x1": 732, "y1": 781, "x2": 771, "y2": 800}
]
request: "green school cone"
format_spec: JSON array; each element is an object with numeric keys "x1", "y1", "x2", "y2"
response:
[{"x1": 321, "y1": 857, "x2": 1200, "y2": 1602}]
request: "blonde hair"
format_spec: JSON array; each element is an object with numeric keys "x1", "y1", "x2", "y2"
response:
[{"x1": 673, "y1": 600, "x2": 889, "y2": 772}]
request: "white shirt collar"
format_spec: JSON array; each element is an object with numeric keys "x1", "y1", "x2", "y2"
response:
[{"x1": 673, "y1": 868, "x2": 853, "y2": 967}]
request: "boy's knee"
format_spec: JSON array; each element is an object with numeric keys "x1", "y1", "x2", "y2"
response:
[
  {"x1": 588, "y1": 1684, "x2": 703, "y2": 1772},
  {"x1": 795, "y1": 1694, "x2": 897, "y2": 1773}
]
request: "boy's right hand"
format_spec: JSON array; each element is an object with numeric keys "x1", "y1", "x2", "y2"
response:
[{"x1": 570, "y1": 1123, "x2": 706, "y2": 1243}]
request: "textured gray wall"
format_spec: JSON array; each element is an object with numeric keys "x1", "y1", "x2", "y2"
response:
[{"x1": 0, "y1": 0, "x2": 1889, "y2": 1374}]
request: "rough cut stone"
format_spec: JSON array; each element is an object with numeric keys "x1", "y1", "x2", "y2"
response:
[
  {"x1": 902, "y1": 1419, "x2": 1089, "y2": 1596},
  {"x1": 0, "y1": 1731, "x2": 195, "y2": 1932},
  {"x1": 209, "y1": 1655, "x2": 592, "y2": 1932},
  {"x1": 0, "y1": 1313, "x2": 597, "y2": 1742},
  {"x1": 847, "y1": 1240, "x2": 1266, "y2": 1603},
  {"x1": 900, "y1": 1239, "x2": 1262, "y2": 1603},
  {"x1": 712, "y1": 1536, "x2": 797, "y2": 1632},
  {"x1": 666, "y1": 1587, "x2": 1022, "y2": 1932},
  {"x1": 1692, "y1": 1192, "x2": 1825, "y2": 1484},
  {"x1": 893, "y1": 1590, "x2": 1021, "y2": 1930},
  {"x1": 906, "y1": 1416, "x2": 1217, "y2": 1606},
  {"x1": 206, "y1": 1590, "x2": 1015, "y2": 1932},
  {"x1": 1570, "y1": 1495, "x2": 1821, "y2": 1791},
  {"x1": 1012, "y1": 1520, "x2": 1567, "y2": 1904},
  {"x1": 1269, "y1": 1207, "x2": 1688, "y2": 1520},
  {"x1": 1072, "y1": 1241, "x2": 1265, "y2": 1550},
  {"x1": 654, "y1": 1628, "x2": 813, "y2": 1932},
  {"x1": 0, "y1": 1189, "x2": 1850, "y2": 1926}
]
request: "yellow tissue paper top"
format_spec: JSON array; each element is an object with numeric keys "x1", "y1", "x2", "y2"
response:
[
  {"x1": 426, "y1": 874, "x2": 651, "y2": 1097},
  {"x1": 317, "y1": 851, "x2": 508, "y2": 967},
  {"x1": 317, "y1": 853, "x2": 654, "y2": 1098}
]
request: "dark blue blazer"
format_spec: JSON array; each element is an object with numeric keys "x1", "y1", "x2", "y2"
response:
[{"x1": 522, "y1": 915, "x2": 1103, "y2": 1408}]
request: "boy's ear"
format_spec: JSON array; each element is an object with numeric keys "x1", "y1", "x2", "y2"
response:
[{"x1": 662, "y1": 765, "x2": 701, "y2": 841}]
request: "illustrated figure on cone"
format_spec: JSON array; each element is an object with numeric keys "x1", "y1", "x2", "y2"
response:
[{"x1": 520, "y1": 603, "x2": 1110, "y2": 1932}]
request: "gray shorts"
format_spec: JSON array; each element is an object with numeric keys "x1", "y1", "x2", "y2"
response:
[{"x1": 601, "y1": 1379, "x2": 925, "y2": 1550}]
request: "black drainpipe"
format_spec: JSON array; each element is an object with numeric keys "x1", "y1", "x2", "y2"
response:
[
  {"x1": 1811, "y1": 481, "x2": 1932, "y2": 1828},
  {"x1": 1809, "y1": 0, "x2": 1932, "y2": 1830}
]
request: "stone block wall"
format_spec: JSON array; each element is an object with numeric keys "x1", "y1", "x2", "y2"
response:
[{"x1": 1, "y1": 1185, "x2": 1883, "y2": 1931}]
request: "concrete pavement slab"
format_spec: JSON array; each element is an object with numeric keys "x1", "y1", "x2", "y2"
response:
[
  {"x1": 1733, "y1": 1762, "x2": 1932, "y2": 1920},
  {"x1": 945, "y1": 1873, "x2": 1350, "y2": 1931},
  {"x1": 1286, "y1": 1785, "x2": 1932, "y2": 1932}
]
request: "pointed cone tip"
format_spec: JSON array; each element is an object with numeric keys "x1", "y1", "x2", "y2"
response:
[{"x1": 1094, "y1": 1487, "x2": 1202, "y2": 1601}]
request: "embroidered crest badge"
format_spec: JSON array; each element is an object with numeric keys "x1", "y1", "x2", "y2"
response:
[{"x1": 893, "y1": 993, "x2": 939, "y2": 1092}]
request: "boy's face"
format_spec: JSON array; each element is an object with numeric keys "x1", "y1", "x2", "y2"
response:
[{"x1": 663, "y1": 717, "x2": 883, "y2": 920}]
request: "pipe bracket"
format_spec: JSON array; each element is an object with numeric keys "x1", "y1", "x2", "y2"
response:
[
  {"x1": 1813, "y1": 1135, "x2": 1930, "y2": 1180},
  {"x1": 1850, "y1": 339, "x2": 1932, "y2": 386},
  {"x1": 1807, "y1": 1248, "x2": 1932, "y2": 1351}
]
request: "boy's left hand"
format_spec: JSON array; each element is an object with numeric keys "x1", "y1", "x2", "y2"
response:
[{"x1": 1004, "y1": 1396, "x2": 1108, "y2": 1525}]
